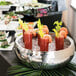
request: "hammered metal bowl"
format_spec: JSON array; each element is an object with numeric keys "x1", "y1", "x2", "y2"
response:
[{"x1": 15, "y1": 33, "x2": 75, "y2": 69}]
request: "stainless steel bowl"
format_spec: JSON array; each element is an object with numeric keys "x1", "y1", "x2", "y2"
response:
[{"x1": 15, "y1": 33, "x2": 75, "y2": 69}]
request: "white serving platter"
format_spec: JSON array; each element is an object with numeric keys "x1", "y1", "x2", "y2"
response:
[
  {"x1": 23, "y1": 2, "x2": 51, "y2": 9},
  {"x1": 0, "y1": 21, "x2": 19, "y2": 30}
]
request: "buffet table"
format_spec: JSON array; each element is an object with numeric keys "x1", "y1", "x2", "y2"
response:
[{"x1": 0, "y1": 1, "x2": 76, "y2": 76}]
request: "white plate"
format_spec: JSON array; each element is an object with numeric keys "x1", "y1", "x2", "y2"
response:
[
  {"x1": 0, "y1": 21, "x2": 19, "y2": 30},
  {"x1": 24, "y1": 3, "x2": 51, "y2": 9},
  {"x1": 0, "y1": 42, "x2": 14, "y2": 51}
]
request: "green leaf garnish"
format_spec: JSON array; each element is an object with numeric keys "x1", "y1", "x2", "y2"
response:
[
  {"x1": 37, "y1": 19, "x2": 43, "y2": 30},
  {"x1": 0, "y1": 39, "x2": 7, "y2": 42},
  {"x1": 0, "y1": 34, "x2": 5, "y2": 36},
  {"x1": 23, "y1": 22, "x2": 29, "y2": 31},
  {"x1": 18, "y1": 18, "x2": 24, "y2": 29},
  {"x1": 53, "y1": 29, "x2": 59, "y2": 37},
  {"x1": 18, "y1": 33, "x2": 22, "y2": 36},
  {"x1": 38, "y1": 30, "x2": 44, "y2": 38},
  {"x1": 54, "y1": 21, "x2": 62, "y2": 32},
  {"x1": 59, "y1": 21, "x2": 62, "y2": 26},
  {"x1": 37, "y1": 19, "x2": 44, "y2": 38},
  {"x1": 0, "y1": 44, "x2": 10, "y2": 48},
  {"x1": 8, "y1": 63, "x2": 76, "y2": 76},
  {"x1": 53, "y1": 21, "x2": 62, "y2": 37}
]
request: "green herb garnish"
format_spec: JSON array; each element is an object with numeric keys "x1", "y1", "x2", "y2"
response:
[
  {"x1": 0, "y1": 34, "x2": 5, "y2": 36},
  {"x1": 0, "y1": 44, "x2": 10, "y2": 48},
  {"x1": 18, "y1": 33, "x2": 22, "y2": 36},
  {"x1": 37, "y1": 19, "x2": 43, "y2": 30},
  {"x1": 53, "y1": 29, "x2": 59, "y2": 37},
  {"x1": 53, "y1": 21, "x2": 62, "y2": 32},
  {"x1": 23, "y1": 22, "x2": 29, "y2": 31},
  {"x1": 0, "y1": 39, "x2": 7, "y2": 42},
  {"x1": 53, "y1": 21, "x2": 62, "y2": 37},
  {"x1": 37, "y1": 19, "x2": 44, "y2": 38}
]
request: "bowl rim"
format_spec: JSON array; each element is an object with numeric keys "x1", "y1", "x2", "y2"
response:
[{"x1": 15, "y1": 35, "x2": 75, "y2": 52}]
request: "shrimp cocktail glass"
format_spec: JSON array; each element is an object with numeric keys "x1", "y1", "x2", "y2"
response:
[
  {"x1": 19, "y1": 19, "x2": 36, "y2": 42},
  {"x1": 40, "y1": 34, "x2": 52, "y2": 52},
  {"x1": 55, "y1": 35, "x2": 64, "y2": 50},
  {"x1": 24, "y1": 29, "x2": 36, "y2": 50},
  {"x1": 24, "y1": 31, "x2": 32, "y2": 50},
  {"x1": 53, "y1": 21, "x2": 68, "y2": 51},
  {"x1": 38, "y1": 29, "x2": 52, "y2": 52},
  {"x1": 37, "y1": 19, "x2": 49, "y2": 46},
  {"x1": 40, "y1": 37, "x2": 49, "y2": 52},
  {"x1": 39, "y1": 25, "x2": 49, "y2": 46},
  {"x1": 23, "y1": 23, "x2": 36, "y2": 50}
]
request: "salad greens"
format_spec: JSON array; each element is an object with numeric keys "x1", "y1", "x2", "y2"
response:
[
  {"x1": 0, "y1": 44, "x2": 10, "y2": 48},
  {"x1": 0, "y1": 34, "x2": 5, "y2": 36},
  {"x1": 0, "y1": 39, "x2": 7, "y2": 42}
]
